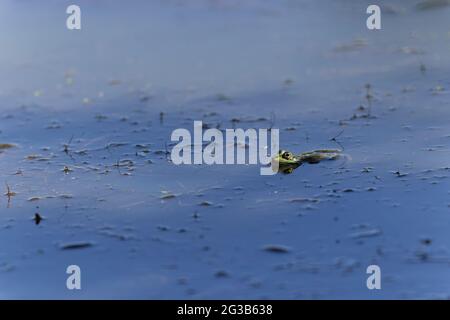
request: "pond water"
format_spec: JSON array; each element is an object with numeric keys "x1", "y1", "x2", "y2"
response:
[{"x1": 0, "y1": 0, "x2": 449, "y2": 299}]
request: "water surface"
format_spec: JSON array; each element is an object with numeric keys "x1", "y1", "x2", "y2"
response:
[{"x1": 0, "y1": 0, "x2": 449, "y2": 299}]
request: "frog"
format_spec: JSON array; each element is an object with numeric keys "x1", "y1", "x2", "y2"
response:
[{"x1": 272, "y1": 149, "x2": 342, "y2": 174}]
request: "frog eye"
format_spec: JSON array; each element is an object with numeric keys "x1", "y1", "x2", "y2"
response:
[{"x1": 282, "y1": 151, "x2": 292, "y2": 160}]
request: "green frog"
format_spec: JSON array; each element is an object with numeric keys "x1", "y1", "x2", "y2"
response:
[{"x1": 273, "y1": 149, "x2": 342, "y2": 174}]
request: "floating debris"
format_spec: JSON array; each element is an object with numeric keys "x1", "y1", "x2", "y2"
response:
[
  {"x1": 231, "y1": 116, "x2": 268, "y2": 124},
  {"x1": 4, "y1": 183, "x2": 16, "y2": 197},
  {"x1": 379, "y1": 4, "x2": 404, "y2": 14},
  {"x1": 157, "y1": 225, "x2": 170, "y2": 232},
  {"x1": 416, "y1": 0, "x2": 450, "y2": 11},
  {"x1": 214, "y1": 270, "x2": 230, "y2": 278},
  {"x1": 333, "y1": 38, "x2": 367, "y2": 53},
  {"x1": 106, "y1": 142, "x2": 129, "y2": 149},
  {"x1": 262, "y1": 244, "x2": 291, "y2": 254},
  {"x1": 398, "y1": 46, "x2": 425, "y2": 55},
  {"x1": 431, "y1": 85, "x2": 445, "y2": 95},
  {"x1": 62, "y1": 166, "x2": 73, "y2": 174},
  {"x1": 28, "y1": 195, "x2": 69, "y2": 201},
  {"x1": 349, "y1": 228, "x2": 382, "y2": 239},
  {"x1": 0, "y1": 262, "x2": 15, "y2": 272},
  {"x1": 28, "y1": 197, "x2": 42, "y2": 202},
  {"x1": 160, "y1": 191, "x2": 177, "y2": 200},
  {"x1": 140, "y1": 95, "x2": 151, "y2": 102},
  {"x1": 392, "y1": 170, "x2": 408, "y2": 177},
  {"x1": 288, "y1": 198, "x2": 319, "y2": 204},
  {"x1": 58, "y1": 194, "x2": 73, "y2": 199},
  {"x1": 98, "y1": 230, "x2": 136, "y2": 241},
  {"x1": 33, "y1": 213, "x2": 43, "y2": 225},
  {"x1": 59, "y1": 242, "x2": 94, "y2": 250},
  {"x1": 334, "y1": 257, "x2": 361, "y2": 273},
  {"x1": 95, "y1": 114, "x2": 108, "y2": 121},
  {"x1": 25, "y1": 154, "x2": 51, "y2": 161},
  {"x1": 0, "y1": 143, "x2": 15, "y2": 150},
  {"x1": 216, "y1": 93, "x2": 231, "y2": 102},
  {"x1": 46, "y1": 121, "x2": 62, "y2": 129},
  {"x1": 108, "y1": 79, "x2": 122, "y2": 86},
  {"x1": 199, "y1": 201, "x2": 213, "y2": 207},
  {"x1": 420, "y1": 63, "x2": 426, "y2": 74}
]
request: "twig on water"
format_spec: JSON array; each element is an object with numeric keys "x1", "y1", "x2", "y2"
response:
[{"x1": 330, "y1": 129, "x2": 345, "y2": 150}]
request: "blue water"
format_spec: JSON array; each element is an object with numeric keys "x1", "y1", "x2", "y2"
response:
[{"x1": 0, "y1": 0, "x2": 449, "y2": 299}]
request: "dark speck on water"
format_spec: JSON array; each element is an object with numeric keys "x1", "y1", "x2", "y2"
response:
[
  {"x1": 33, "y1": 213, "x2": 43, "y2": 225},
  {"x1": 59, "y1": 242, "x2": 94, "y2": 251},
  {"x1": 262, "y1": 245, "x2": 291, "y2": 254}
]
